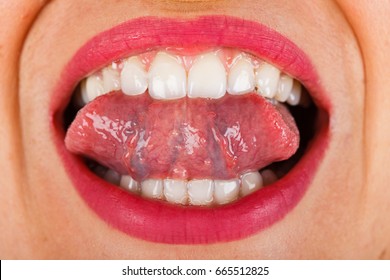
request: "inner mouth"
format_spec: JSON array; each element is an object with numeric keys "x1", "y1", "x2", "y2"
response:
[{"x1": 63, "y1": 47, "x2": 318, "y2": 206}]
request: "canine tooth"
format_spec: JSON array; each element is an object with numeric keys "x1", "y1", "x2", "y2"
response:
[
  {"x1": 276, "y1": 74, "x2": 293, "y2": 102},
  {"x1": 255, "y1": 63, "x2": 280, "y2": 98},
  {"x1": 80, "y1": 74, "x2": 104, "y2": 103},
  {"x1": 188, "y1": 179, "x2": 214, "y2": 205},
  {"x1": 287, "y1": 80, "x2": 302, "y2": 106},
  {"x1": 121, "y1": 57, "x2": 148, "y2": 96},
  {"x1": 214, "y1": 179, "x2": 240, "y2": 204},
  {"x1": 241, "y1": 171, "x2": 263, "y2": 196},
  {"x1": 119, "y1": 175, "x2": 140, "y2": 194},
  {"x1": 227, "y1": 57, "x2": 255, "y2": 95},
  {"x1": 104, "y1": 169, "x2": 121, "y2": 185},
  {"x1": 102, "y1": 68, "x2": 121, "y2": 93},
  {"x1": 141, "y1": 179, "x2": 163, "y2": 199},
  {"x1": 163, "y1": 179, "x2": 188, "y2": 204},
  {"x1": 188, "y1": 53, "x2": 226, "y2": 99},
  {"x1": 261, "y1": 169, "x2": 278, "y2": 186},
  {"x1": 148, "y1": 52, "x2": 186, "y2": 100}
]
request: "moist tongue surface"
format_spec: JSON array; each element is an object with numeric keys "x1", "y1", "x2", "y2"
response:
[{"x1": 65, "y1": 92, "x2": 299, "y2": 181}]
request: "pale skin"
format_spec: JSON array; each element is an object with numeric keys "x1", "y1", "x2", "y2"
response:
[{"x1": 0, "y1": 0, "x2": 389, "y2": 259}]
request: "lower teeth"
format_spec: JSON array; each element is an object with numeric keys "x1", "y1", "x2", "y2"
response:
[{"x1": 89, "y1": 161, "x2": 278, "y2": 206}]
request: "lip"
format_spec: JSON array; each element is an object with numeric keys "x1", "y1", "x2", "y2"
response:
[{"x1": 51, "y1": 15, "x2": 331, "y2": 244}]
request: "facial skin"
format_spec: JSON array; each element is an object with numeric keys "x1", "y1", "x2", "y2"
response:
[{"x1": 0, "y1": 0, "x2": 389, "y2": 259}]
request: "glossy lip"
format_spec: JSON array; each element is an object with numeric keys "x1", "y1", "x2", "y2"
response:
[{"x1": 51, "y1": 16, "x2": 331, "y2": 244}]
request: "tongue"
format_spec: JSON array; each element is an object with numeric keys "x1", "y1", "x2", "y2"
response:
[{"x1": 65, "y1": 92, "x2": 299, "y2": 180}]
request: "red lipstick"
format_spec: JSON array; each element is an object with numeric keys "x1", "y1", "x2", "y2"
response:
[{"x1": 51, "y1": 16, "x2": 330, "y2": 244}]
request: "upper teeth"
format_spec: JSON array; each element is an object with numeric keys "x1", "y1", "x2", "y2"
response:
[
  {"x1": 78, "y1": 49, "x2": 304, "y2": 106},
  {"x1": 148, "y1": 52, "x2": 187, "y2": 100},
  {"x1": 121, "y1": 57, "x2": 148, "y2": 96},
  {"x1": 188, "y1": 53, "x2": 227, "y2": 99}
]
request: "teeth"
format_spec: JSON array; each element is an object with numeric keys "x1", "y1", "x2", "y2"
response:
[
  {"x1": 141, "y1": 179, "x2": 164, "y2": 199},
  {"x1": 275, "y1": 74, "x2": 293, "y2": 102},
  {"x1": 163, "y1": 179, "x2": 188, "y2": 204},
  {"x1": 103, "y1": 169, "x2": 121, "y2": 185},
  {"x1": 227, "y1": 57, "x2": 255, "y2": 95},
  {"x1": 188, "y1": 53, "x2": 227, "y2": 99},
  {"x1": 119, "y1": 175, "x2": 140, "y2": 194},
  {"x1": 188, "y1": 179, "x2": 214, "y2": 206},
  {"x1": 79, "y1": 49, "x2": 307, "y2": 107},
  {"x1": 148, "y1": 52, "x2": 186, "y2": 100},
  {"x1": 255, "y1": 62, "x2": 281, "y2": 98},
  {"x1": 80, "y1": 74, "x2": 104, "y2": 104},
  {"x1": 287, "y1": 80, "x2": 302, "y2": 106},
  {"x1": 214, "y1": 179, "x2": 240, "y2": 204},
  {"x1": 101, "y1": 170, "x2": 277, "y2": 204},
  {"x1": 102, "y1": 67, "x2": 121, "y2": 93},
  {"x1": 240, "y1": 171, "x2": 263, "y2": 196},
  {"x1": 121, "y1": 57, "x2": 148, "y2": 96},
  {"x1": 260, "y1": 169, "x2": 278, "y2": 186}
]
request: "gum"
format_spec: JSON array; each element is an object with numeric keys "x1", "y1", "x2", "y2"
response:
[{"x1": 94, "y1": 47, "x2": 263, "y2": 76}]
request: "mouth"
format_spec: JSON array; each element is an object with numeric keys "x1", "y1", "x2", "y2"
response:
[{"x1": 51, "y1": 16, "x2": 330, "y2": 244}]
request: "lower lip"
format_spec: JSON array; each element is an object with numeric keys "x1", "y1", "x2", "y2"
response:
[{"x1": 51, "y1": 16, "x2": 331, "y2": 244}]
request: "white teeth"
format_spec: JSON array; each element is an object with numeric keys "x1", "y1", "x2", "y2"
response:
[
  {"x1": 80, "y1": 50, "x2": 307, "y2": 107},
  {"x1": 214, "y1": 179, "x2": 240, "y2": 204},
  {"x1": 119, "y1": 175, "x2": 140, "y2": 194},
  {"x1": 121, "y1": 57, "x2": 148, "y2": 96},
  {"x1": 275, "y1": 74, "x2": 293, "y2": 102},
  {"x1": 187, "y1": 179, "x2": 214, "y2": 206},
  {"x1": 260, "y1": 169, "x2": 278, "y2": 186},
  {"x1": 255, "y1": 62, "x2": 281, "y2": 98},
  {"x1": 227, "y1": 57, "x2": 255, "y2": 95},
  {"x1": 240, "y1": 171, "x2": 263, "y2": 196},
  {"x1": 103, "y1": 171, "x2": 278, "y2": 204},
  {"x1": 287, "y1": 80, "x2": 302, "y2": 106},
  {"x1": 80, "y1": 74, "x2": 104, "y2": 104},
  {"x1": 163, "y1": 179, "x2": 188, "y2": 204},
  {"x1": 148, "y1": 52, "x2": 186, "y2": 100},
  {"x1": 103, "y1": 169, "x2": 121, "y2": 185},
  {"x1": 141, "y1": 179, "x2": 164, "y2": 199},
  {"x1": 102, "y1": 67, "x2": 121, "y2": 93},
  {"x1": 188, "y1": 53, "x2": 226, "y2": 99}
]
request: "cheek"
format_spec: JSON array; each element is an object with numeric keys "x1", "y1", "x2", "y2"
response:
[{"x1": 0, "y1": 0, "x2": 53, "y2": 257}]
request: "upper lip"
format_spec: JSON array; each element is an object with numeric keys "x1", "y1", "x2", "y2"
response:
[{"x1": 51, "y1": 15, "x2": 331, "y2": 244}]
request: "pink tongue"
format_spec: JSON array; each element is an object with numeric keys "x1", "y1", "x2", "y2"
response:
[{"x1": 65, "y1": 92, "x2": 299, "y2": 180}]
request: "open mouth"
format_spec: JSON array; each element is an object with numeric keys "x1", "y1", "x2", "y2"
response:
[{"x1": 51, "y1": 16, "x2": 330, "y2": 244}]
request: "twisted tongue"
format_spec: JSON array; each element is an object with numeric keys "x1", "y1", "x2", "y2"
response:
[{"x1": 65, "y1": 92, "x2": 299, "y2": 181}]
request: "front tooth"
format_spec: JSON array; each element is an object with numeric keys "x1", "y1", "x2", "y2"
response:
[
  {"x1": 255, "y1": 63, "x2": 280, "y2": 98},
  {"x1": 241, "y1": 171, "x2": 263, "y2": 197},
  {"x1": 163, "y1": 179, "x2": 188, "y2": 205},
  {"x1": 102, "y1": 67, "x2": 121, "y2": 93},
  {"x1": 261, "y1": 169, "x2": 278, "y2": 186},
  {"x1": 275, "y1": 74, "x2": 293, "y2": 102},
  {"x1": 188, "y1": 53, "x2": 227, "y2": 99},
  {"x1": 120, "y1": 175, "x2": 140, "y2": 194},
  {"x1": 287, "y1": 80, "x2": 302, "y2": 106},
  {"x1": 227, "y1": 57, "x2": 255, "y2": 95},
  {"x1": 104, "y1": 169, "x2": 121, "y2": 185},
  {"x1": 214, "y1": 179, "x2": 240, "y2": 204},
  {"x1": 148, "y1": 52, "x2": 186, "y2": 100},
  {"x1": 188, "y1": 179, "x2": 214, "y2": 206},
  {"x1": 141, "y1": 179, "x2": 163, "y2": 199},
  {"x1": 121, "y1": 57, "x2": 148, "y2": 96},
  {"x1": 80, "y1": 74, "x2": 104, "y2": 104}
]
